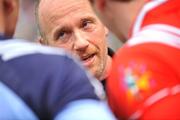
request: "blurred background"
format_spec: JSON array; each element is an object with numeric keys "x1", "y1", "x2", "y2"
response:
[
  {"x1": 14, "y1": 0, "x2": 122, "y2": 51},
  {"x1": 14, "y1": 0, "x2": 38, "y2": 42}
]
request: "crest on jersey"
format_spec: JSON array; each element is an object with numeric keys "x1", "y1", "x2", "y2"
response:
[{"x1": 119, "y1": 61, "x2": 156, "y2": 103}]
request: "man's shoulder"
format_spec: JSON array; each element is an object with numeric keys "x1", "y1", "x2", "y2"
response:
[
  {"x1": 0, "y1": 39, "x2": 100, "y2": 119},
  {"x1": 0, "y1": 38, "x2": 83, "y2": 93},
  {"x1": 0, "y1": 39, "x2": 68, "y2": 61}
]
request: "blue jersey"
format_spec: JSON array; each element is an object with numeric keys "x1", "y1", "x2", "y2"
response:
[{"x1": 0, "y1": 39, "x2": 110, "y2": 120}]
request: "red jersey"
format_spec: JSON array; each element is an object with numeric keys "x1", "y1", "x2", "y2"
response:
[{"x1": 108, "y1": 0, "x2": 180, "y2": 119}]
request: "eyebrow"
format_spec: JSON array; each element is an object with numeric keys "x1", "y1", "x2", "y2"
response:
[
  {"x1": 89, "y1": 0, "x2": 94, "y2": 4},
  {"x1": 80, "y1": 15, "x2": 96, "y2": 23}
]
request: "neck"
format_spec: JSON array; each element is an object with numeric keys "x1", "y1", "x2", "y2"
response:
[{"x1": 100, "y1": 55, "x2": 112, "y2": 81}]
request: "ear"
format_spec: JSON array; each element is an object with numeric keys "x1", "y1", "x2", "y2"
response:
[
  {"x1": 95, "y1": 0, "x2": 106, "y2": 12},
  {"x1": 38, "y1": 36, "x2": 47, "y2": 45},
  {"x1": 37, "y1": 37, "x2": 48, "y2": 45}
]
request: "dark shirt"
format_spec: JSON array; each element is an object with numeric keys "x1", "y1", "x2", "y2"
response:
[
  {"x1": 0, "y1": 39, "x2": 99, "y2": 119},
  {"x1": 101, "y1": 47, "x2": 115, "y2": 91}
]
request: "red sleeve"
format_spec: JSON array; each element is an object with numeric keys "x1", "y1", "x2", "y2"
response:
[{"x1": 107, "y1": 43, "x2": 180, "y2": 119}]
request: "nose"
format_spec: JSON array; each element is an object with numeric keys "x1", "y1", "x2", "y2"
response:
[{"x1": 73, "y1": 31, "x2": 89, "y2": 51}]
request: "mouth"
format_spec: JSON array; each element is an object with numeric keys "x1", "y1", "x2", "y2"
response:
[{"x1": 81, "y1": 53, "x2": 96, "y2": 67}]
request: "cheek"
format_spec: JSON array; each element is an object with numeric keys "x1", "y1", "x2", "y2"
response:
[
  {"x1": 89, "y1": 29, "x2": 108, "y2": 64},
  {"x1": 47, "y1": 40, "x2": 73, "y2": 51},
  {"x1": 89, "y1": 27, "x2": 107, "y2": 48}
]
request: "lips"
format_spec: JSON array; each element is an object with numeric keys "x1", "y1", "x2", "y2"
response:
[{"x1": 80, "y1": 53, "x2": 96, "y2": 67}]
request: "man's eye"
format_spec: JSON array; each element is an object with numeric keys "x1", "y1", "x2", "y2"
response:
[
  {"x1": 59, "y1": 31, "x2": 65, "y2": 38},
  {"x1": 54, "y1": 28, "x2": 71, "y2": 43},
  {"x1": 82, "y1": 20, "x2": 92, "y2": 29},
  {"x1": 57, "y1": 31, "x2": 69, "y2": 41}
]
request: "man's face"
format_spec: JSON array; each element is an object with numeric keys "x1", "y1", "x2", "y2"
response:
[{"x1": 38, "y1": 0, "x2": 109, "y2": 80}]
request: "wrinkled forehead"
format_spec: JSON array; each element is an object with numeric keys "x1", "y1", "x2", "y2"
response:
[{"x1": 39, "y1": 0, "x2": 94, "y2": 19}]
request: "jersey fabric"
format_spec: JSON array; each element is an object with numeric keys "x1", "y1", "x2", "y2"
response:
[
  {"x1": 0, "y1": 38, "x2": 107, "y2": 120},
  {"x1": 108, "y1": 0, "x2": 180, "y2": 119}
]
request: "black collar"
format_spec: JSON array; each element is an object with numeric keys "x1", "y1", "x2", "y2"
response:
[
  {"x1": 101, "y1": 47, "x2": 115, "y2": 91},
  {"x1": 108, "y1": 47, "x2": 115, "y2": 57}
]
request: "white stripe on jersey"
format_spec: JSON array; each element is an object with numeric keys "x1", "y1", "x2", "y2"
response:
[
  {"x1": 129, "y1": 84, "x2": 180, "y2": 119},
  {"x1": 0, "y1": 39, "x2": 66, "y2": 61},
  {"x1": 127, "y1": 24, "x2": 180, "y2": 49},
  {"x1": 141, "y1": 24, "x2": 180, "y2": 36}
]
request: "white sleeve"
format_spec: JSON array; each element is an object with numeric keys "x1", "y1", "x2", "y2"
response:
[{"x1": 54, "y1": 99, "x2": 117, "y2": 120}]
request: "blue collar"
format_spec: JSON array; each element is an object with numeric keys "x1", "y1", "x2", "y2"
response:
[{"x1": 0, "y1": 33, "x2": 11, "y2": 40}]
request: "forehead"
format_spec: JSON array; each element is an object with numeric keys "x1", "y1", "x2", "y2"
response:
[{"x1": 39, "y1": 0, "x2": 95, "y2": 22}]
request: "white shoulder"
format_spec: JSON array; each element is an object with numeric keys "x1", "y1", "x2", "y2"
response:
[{"x1": 0, "y1": 39, "x2": 66, "y2": 61}]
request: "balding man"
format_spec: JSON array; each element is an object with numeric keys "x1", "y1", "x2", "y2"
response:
[{"x1": 36, "y1": 0, "x2": 114, "y2": 87}]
